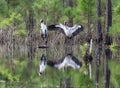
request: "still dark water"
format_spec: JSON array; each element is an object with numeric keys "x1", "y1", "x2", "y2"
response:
[{"x1": 0, "y1": 36, "x2": 120, "y2": 88}]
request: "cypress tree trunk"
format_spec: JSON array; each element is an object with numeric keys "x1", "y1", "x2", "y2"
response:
[
  {"x1": 104, "y1": 0, "x2": 112, "y2": 88},
  {"x1": 105, "y1": 0, "x2": 112, "y2": 46},
  {"x1": 95, "y1": 0, "x2": 102, "y2": 88},
  {"x1": 25, "y1": 9, "x2": 34, "y2": 77},
  {"x1": 86, "y1": 1, "x2": 91, "y2": 41},
  {"x1": 104, "y1": 48, "x2": 111, "y2": 88},
  {"x1": 105, "y1": 0, "x2": 112, "y2": 32}
]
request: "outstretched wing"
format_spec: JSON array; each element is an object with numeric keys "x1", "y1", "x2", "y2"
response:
[
  {"x1": 54, "y1": 56, "x2": 66, "y2": 69},
  {"x1": 47, "y1": 24, "x2": 58, "y2": 31},
  {"x1": 69, "y1": 54, "x2": 82, "y2": 67},
  {"x1": 47, "y1": 24, "x2": 65, "y2": 34},
  {"x1": 47, "y1": 60, "x2": 55, "y2": 67},
  {"x1": 71, "y1": 24, "x2": 84, "y2": 37},
  {"x1": 47, "y1": 56, "x2": 65, "y2": 67}
]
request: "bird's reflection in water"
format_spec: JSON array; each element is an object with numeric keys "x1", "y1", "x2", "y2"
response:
[{"x1": 39, "y1": 53, "x2": 82, "y2": 75}]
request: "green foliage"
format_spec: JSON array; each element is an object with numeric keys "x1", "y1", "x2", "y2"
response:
[
  {"x1": 0, "y1": 12, "x2": 22, "y2": 27},
  {"x1": 33, "y1": 0, "x2": 63, "y2": 24},
  {"x1": 111, "y1": 2, "x2": 120, "y2": 36},
  {"x1": 77, "y1": 0, "x2": 95, "y2": 15},
  {"x1": 0, "y1": 57, "x2": 29, "y2": 83},
  {"x1": 0, "y1": 0, "x2": 8, "y2": 16},
  {"x1": 80, "y1": 43, "x2": 88, "y2": 56},
  {"x1": 73, "y1": 0, "x2": 95, "y2": 24},
  {"x1": 79, "y1": 0, "x2": 93, "y2": 14},
  {"x1": 114, "y1": 3, "x2": 120, "y2": 14},
  {"x1": 109, "y1": 61, "x2": 120, "y2": 88},
  {"x1": 64, "y1": 7, "x2": 74, "y2": 18},
  {"x1": 62, "y1": 70, "x2": 94, "y2": 88},
  {"x1": 14, "y1": 29, "x2": 27, "y2": 37},
  {"x1": 0, "y1": 82, "x2": 5, "y2": 88},
  {"x1": 110, "y1": 42, "x2": 117, "y2": 54},
  {"x1": 109, "y1": 23, "x2": 120, "y2": 35},
  {"x1": 0, "y1": 67, "x2": 13, "y2": 81},
  {"x1": 59, "y1": 16, "x2": 69, "y2": 23},
  {"x1": 0, "y1": 59, "x2": 14, "y2": 82}
]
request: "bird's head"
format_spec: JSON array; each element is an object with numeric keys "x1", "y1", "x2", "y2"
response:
[
  {"x1": 40, "y1": 19, "x2": 44, "y2": 23},
  {"x1": 40, "y1": 54, "x2": 46, "y2": 61},
  {"x1": 78, "y1": 25, "x2": 84, "y2": 31},
  {"x1": 38, "y1": 72, "x2": 43, "y2": 76}
]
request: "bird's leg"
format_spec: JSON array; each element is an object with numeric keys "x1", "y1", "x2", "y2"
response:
[{"x1": 44, "y1": 38, "x2": 47, "y2": 45}]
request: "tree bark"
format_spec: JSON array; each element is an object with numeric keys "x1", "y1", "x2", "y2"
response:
[
  {"x1": 86, "y1": 1, "x2": 93, "y2": 80},
  {"x1": 27, "y1": 9, "x2": 34, "y2": 61},
  {"x1": 105, "y1": 0, "x2": 112, "y2": 46},
  {"x1": 106, "y1": 0, "x2": 112, "y2": 32},
  {"x1": 104, "y1": 0, "x2": 112, "y2": 88},
  {"x1": 10, "y1": 29, "x2": 14, "y2": 72},
  {"x1": 26, "y1": 9, "x2": 34, "y2": 76},
  {"x1": 104, "y1": 48, "x2": 111, "y2": 88},
  {"x1": 95, "y1": 44, "x2": 102, "y2": 88},
  {"x1": 95, "y1": 0, "x2": 102, "y2": 88}
]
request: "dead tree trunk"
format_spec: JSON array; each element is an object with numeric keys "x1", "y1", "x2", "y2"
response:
[
  {"x1": 86, "y1": 1, "x2": 92, "y2": 43},
  {"x1": 104, "y1": 0, "x2": 112, "y2": 88},
  {"x1": 25, "y1": 9, "x2": 35, "y2": 77},
  {"x1": 95, "y1": 0, "x2": 102, "y2": 88},
  {"x1": 105, "y1": 0, "x2": 112, "y2": 33},
  {"x1": 27, "y1": 9, "x2": 34, "y2": 61},
  {"x1": 85, "y1": 1, "x2": 93, "y2": 80},
  {"x1": 104, "y1": 48, "x2": 111, "y2": 88},
  {"x1": 104, "y1": 0, "x2": 112, "y2": 46}
]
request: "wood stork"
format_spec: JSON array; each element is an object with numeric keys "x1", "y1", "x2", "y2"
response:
[
  {"x1": 47, "y1": 54, "x2": 82, "y2": 71},
  {"x1": 40, "y1": 19, "x2": 48, "y2": 43},
  {"x1": 48, "y1": 22, "x2": 83, "y2": 39},
  {"x1": 39, "y1": 54, "x2": 47, "y2": 76}
]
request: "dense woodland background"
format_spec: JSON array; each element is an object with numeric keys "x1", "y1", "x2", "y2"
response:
[{"x1": 0, "y1": 0, "x2": 120, "y2": 88}]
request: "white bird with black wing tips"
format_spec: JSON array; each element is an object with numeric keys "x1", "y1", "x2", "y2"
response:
[
  {"x1": 39, "y1": 54, "x2": 47, "y2": 76},
  {"x1": 40, "y1": 19, "x2": 48, "y2": 42},
  {"x1": 48, "y1": 22, "x2": 83, "y2": 38}
]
